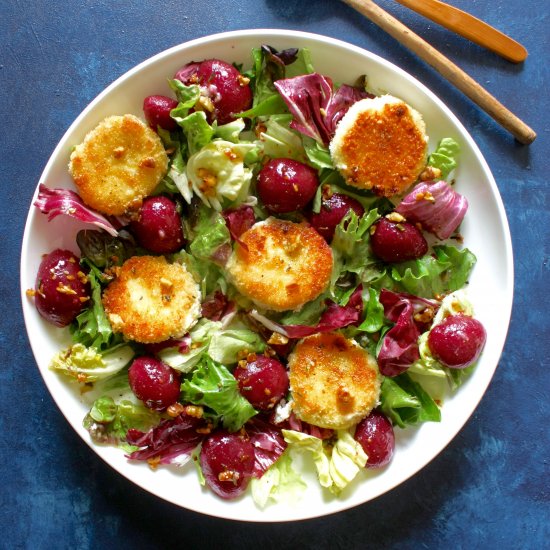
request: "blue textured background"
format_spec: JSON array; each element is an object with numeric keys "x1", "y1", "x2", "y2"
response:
[{"x1": 1, "y1": 0, "x2": 548, "y2": 547}]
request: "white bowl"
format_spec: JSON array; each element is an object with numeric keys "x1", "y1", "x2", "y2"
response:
[{"x1": 20, "y1": 29, "x2": 513, "y2": 522}]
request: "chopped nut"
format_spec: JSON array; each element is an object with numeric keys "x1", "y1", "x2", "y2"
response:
[
  {"x1": 237, "y1": 74, "x2": 250, "y2": 86},
  {"x1": 26, "y1": 289, "x2": 36, "y2": 297},
  {"x1": 451, "y1": 233, "x2": 464, "y2": 244},
  {"x1": 139, "y1": 157, "x2": 156, "y2": 169},
  {"x1": 183, "y1": 405, "x2": 204, "y2": 418},
  {"x1": 246, "y1": 352, "x2": 257, "y2": 363},
  {"x1": 386, "y1": 212, "x2": 406, "y2": 223},
  {"x1": 321, "y1": 184, "x2": 333, "y2": 199},
  {"x1": 147, "y1": 456, "x2": 161, "y2": 470},
  {"x1": 267, "y1": 332, "x2": 289, "y2": 346},
  {"x1": 196, "y1": 423, "x2": 213, "y2": 435},
  {"x1": 167, "y1": 403, "x2": 185, "y2": 417},
  {"x1": 56, "y1": 284, "x2": 77, "y2": 295},
  {"x1": 415, "y1": 190, "x2": 435, "y2": 203},
  {"x1": 236, "y1": 349, "x2": 250, "y2": 361},
  {"x1": 198, "y1": 95, "x2": 215, "y2": 113},
  {"x1": 218, "y1": 470, "x2": 240, "y2": 484},
  {"x1": 419, "y1": 165, "x2": 442, "y2": 181},
  {"x1": 414, "y1": 307, "x2": 435, "y2": 324},
  {"x1": 223, "y1": 148, "x2": 240, "y2": 162},
  {"x1": 255, "y1": 122, "x2": 267, "y2": 139},
  {"x1": 197, "y1": 168, "x2": 218, "y2": 196},
  {"x1": 319, "y1": 107, "x2": 327, "y2": 117}
]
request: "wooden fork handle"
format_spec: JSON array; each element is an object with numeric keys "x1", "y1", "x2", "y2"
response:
[
  {"x1": 395, "y1": 0, "x2": 527, "y2": 63},
  {"x1": 342, "y1": 0, "x2": 536, "y2": 143}
]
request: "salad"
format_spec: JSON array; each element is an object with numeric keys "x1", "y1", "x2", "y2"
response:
[{"x1": 29, "y1": 44, "x2": 487, "y2": 507}]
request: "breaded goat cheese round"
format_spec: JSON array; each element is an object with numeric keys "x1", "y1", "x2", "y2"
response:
[
  {"x1": 330, "y1": 95, "x2": 428, "y2": 197},
  {"x1": 102, "y1": 256, "x2": 200, "y2": 344},
  {"x1": 288, "y1": 332, "x2": 381, "y2": 430},
  {"x1": 226, "y1": 218, "x2": 333, "y2": 312},
  {"x1": 69, "y1": 114, "x2": 168, "y2": 215}
]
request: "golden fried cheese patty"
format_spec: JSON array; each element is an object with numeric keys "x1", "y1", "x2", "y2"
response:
[
  {"x1": 69, "y1": 114, "x2": 168, "y2": 215},
  {"x1": 226, "y1": 218, "x2": 333, "y2": 312},
  {"x1": 288, "y1": 332, "x2": 381, "y2": 430},
  {"x1": 102, "y1": 256, "x2": 200, "y2": 344},
  {"x1": 330, "y1": 95, "x2": 428, "y2": 197}
]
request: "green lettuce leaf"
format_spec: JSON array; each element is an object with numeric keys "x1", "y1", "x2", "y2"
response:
[
  {"x1": 208, "y1": 329, "x2": 266, "y2": 364},
  {"x1": 180, "y1": 356, "x2": 257, "y2": 431},
  {"x1": 302, "y1": 137, "x2": 334, "y2": 170},
  {"x1": 330, "y1": 209, "x2": 381, "y2": 292},
  {"x1": 76, "y1": 229, "x2": 136, "y2": 270},
  {"x1": 357, "y1": 287, "x2": 385, "y2": 333},
  {"x1": 70, "y1": 266, "x2": 121, "y2": 351},
  {"x1": 282, "y1": 429, "x2": 367, "y2": 495},
  {"x1": 428, "y1": 137, "x2": 460, "y2": 179},
  {"x1": 380, "y1": 373, "x2": 441, "y2": 428},
  {"x1": 391, "y1": 245, "x2": 477, "y2": 298},
  {"x1": 177, "y1": 111, "x2": 214, "y2": 156},
  {"x1": 238, "y1": 94, "x2": 288, "y2": 118},
  {"x1": 168, "y1": 79, "x2": 201, "y2": 108},
  {"x1": 259, "y1": 114, "x2": 308, "y2": 163},
  {"x1": 189, "y1": 208, "x2": 231, "y2": 261},
  {"x1": 279, "y1": 292, "x2": 328, "y2": 326},
  {"x1": 158, "y1": 319, "x2": 223, "y2": 373},
  {"x1": 250, "y1": 451, "x2": 307, "y2": 508},
  {"x1": 83, "y1": 395, "x2": 160, "y2": 451},
  {"x1": 187, "y1": 139, "x2": 256, "y2": 210},
  {"x1": 284, "y1": 48, "x2": 315, "y2": 77},
  {"x1": 49, "y1": 343, "x2": 134, "y2": 383}
]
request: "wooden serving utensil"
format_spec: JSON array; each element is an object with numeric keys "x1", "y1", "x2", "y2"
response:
[
  {"x1": 395, "y1": 0, "x2": 528, "y2": 63},
  {"x1": 341, "y1": 0, "x2": 536, "y2": 144}
]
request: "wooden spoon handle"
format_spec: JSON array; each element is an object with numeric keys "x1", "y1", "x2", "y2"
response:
[
  {"x1": 395, "y1": 0, "x2": 527, "y2": 63},
  {"x1": 341, "y1": 0, "x2": 536, "y2": 144}
]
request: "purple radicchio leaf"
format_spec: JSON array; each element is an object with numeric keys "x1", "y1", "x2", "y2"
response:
[
  {"x1": 201, "y1": 290, "x2": 236, "y2": 322},
  {"x1": 246, "y1": 417, "x2": 287, "y2": 478},
  {"x1": 34, "y1": 184, "x2": 119, "y2": 236},
  {"x1": 324, "y1": 84, "x2": 372, "y2": 136},
  {"x1": 222, "y1": 205, "x2": 256, "y2": 247},
  {"x1": 126, "y1": 413, "x2": 207, "y2": 466},
  {"x1": 250, "y1": 285, "x2": 363, "y2": 339},
  {"x1": 274, "y1": 74, "x2": 371, "y2": 145},
  {"x1": 396, "y1": 180, "x2": 469, "y2": 240},
  {"x1": 274, "y1": 73, "x2": 334, "y2": 145},
  {"x1": 377, "y1": 289, "x2": 438, "y2": 377}
]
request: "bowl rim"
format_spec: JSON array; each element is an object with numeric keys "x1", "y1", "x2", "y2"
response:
[{"x1": 19, "y1": 28, "x2": 514, "y2": 522}]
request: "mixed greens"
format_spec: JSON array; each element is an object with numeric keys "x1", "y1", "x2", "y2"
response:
[{"x1": 32, "y1": 45, "x2": 485, "y2": 507}]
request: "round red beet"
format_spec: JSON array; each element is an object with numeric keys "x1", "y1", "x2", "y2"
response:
[
  {"x1": 308, "y1": 192, "x2": 364, "y2": 241},
  {"x1": 200, "y1": 431, "x2": 255, "y2": 499},
  {"x1": 370, "y1": 217, "x2": 428, "y2": 263},
  {"x1": 128, "y1": 356, "x2": 181, "y2": 410},
  {"x1": 257, "y1": 158, "x2": 319, "y2": 214},
  {"x1": 355, "y1": 410, "x2": 395, "y2": 468},
  {"x1": 234, "y1": 355, "x2": 289, "y2": 410},
  {"x1": 143, "y1": 95, "x2": 179, "y2": 131},
  {"x1": 130, "y1": 196, "x2": 184, "y2": 254},
  {"x1": 174, "y1": 59, "x2": 252, "y2": 124},
  {"x1": 34, "y1": 249, "x2": 90, "y2": 327},
  {"x1": 428, "y1": 314, "x2": 487, "y2": 369}
]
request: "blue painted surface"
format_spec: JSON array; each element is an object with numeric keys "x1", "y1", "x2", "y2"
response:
[{"x1": 1, "y1": 0, "x2": 548, "y2": 547}]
